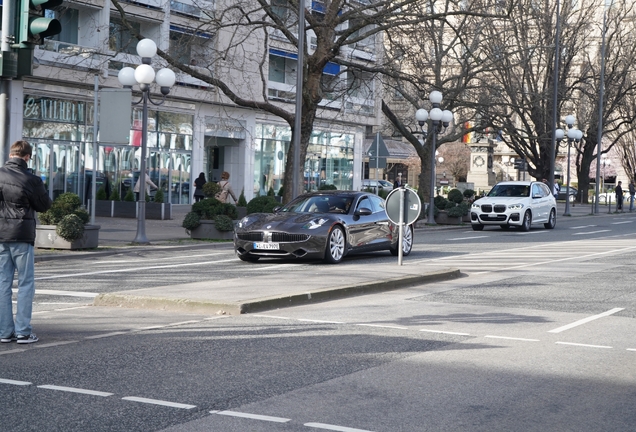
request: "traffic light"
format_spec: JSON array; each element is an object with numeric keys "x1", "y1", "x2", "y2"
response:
[{"x1": 17, "y1": 0, "x2": 63, "y2": 47}]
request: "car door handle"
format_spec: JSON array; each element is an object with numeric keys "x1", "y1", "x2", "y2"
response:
[{"x1": 376, "y1": 221, "x2": 389, "y2": 225}]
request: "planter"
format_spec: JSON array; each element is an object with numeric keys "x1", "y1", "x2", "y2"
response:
[
  {"x1": 93, "y1": 200, "x2": 172, "y2": 220},
  {"x1": 236, "y1": 206, "x2": 248, "y2": 219},
  {"x1": 434, "y1": 211, "x2": 464, "y2": 225},
  {"x1": 35, "y1": 224, "x2": 101, "y2": 250},
  {"x1": 188, "y1": 220, "x2": 234, "y2": 240}
]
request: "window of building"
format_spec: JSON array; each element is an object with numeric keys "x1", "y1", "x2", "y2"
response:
[
  {"x1": 271, "y1": 0, "x2": 288, "y2": 20},
  {"x1": 347, "y1": 69, "x2": 374, "y2": 100},
  {"x1": 46, "y1": 8, "x2": 78, "y2": 44},
  {"x1": 268, "y1": 53, "x2": 297, "y2": 84},
  {"x1": 109, "y1": 17, "x2": 140, "y2": 54}
]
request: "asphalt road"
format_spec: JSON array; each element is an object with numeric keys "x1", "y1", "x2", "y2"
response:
[{"x1": 1, "y1": 211, "x2": 636, "y2": 431}]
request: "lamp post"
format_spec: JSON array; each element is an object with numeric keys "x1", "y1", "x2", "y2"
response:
[
  {"x1": 557, "y1": 114, "x2": 582, "y2": 216},
  {"x1": 118, "y1": 39, "x2": 176, "y2": 244},
  {"x1": 415, "y1": 91, "x2": 453, "y2": 225}
]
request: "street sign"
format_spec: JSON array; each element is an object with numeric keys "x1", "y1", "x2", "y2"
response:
[
  {"x1": 369, "y1": 134, "x2": 391, "y2": 157},
  {"x1": 368, "y1": 156, "x2": 386, "y2": 168},
  {"x1": 385, "y1": 187, "x2": 422, "y2": 225}
]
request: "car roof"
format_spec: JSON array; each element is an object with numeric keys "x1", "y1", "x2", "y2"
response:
[
  {"x1": 494, "y1": 181, "x2": 540, "y2": 186},
  {"x1": 298, "y1": 190, "x2": 369, "y2": 198}
]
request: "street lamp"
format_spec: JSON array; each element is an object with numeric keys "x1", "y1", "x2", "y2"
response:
[
  {"x1": 118, "y1": 38, "x2": 176, "y2": 244},
  {"x1": 557, "y1": 115, "x2": 582, "y2": 216},
  {"x1": 415, "y1": 91, "x2": 454, "y2": 225}
]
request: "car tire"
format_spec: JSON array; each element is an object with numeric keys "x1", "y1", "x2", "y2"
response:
[
  {"x1": 472, "y1": 224, "x2": 484, "y2": 231},
  {"x1": 500, "y1": 224, "x2": 510, "y2": 230},
  {"x1": 544, "y1": 208, "x2": 556, "y2": 229},
  {"x1": 390, "y1": 225, "x2": 413, "y2": 256},
  {"x1": 520, "y1": 211, "x2": 531, "y2": 232},
  {"x1": 238, "y1": 254, "x2": 260, "y2": 262},
  {"x1": 324, "y1": 225, "x2": 346, "y2": 264}
]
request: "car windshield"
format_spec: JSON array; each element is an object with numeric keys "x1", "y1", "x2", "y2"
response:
[
  {"x1": 488, "y1": 184, "x2": 530, "y2": 198},
  {"x1": 280, "y1": 195, "x2": 354, "y2": 214}
]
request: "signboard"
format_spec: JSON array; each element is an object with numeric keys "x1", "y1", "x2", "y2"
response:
[
  {"x1": 385, "y1": 187, "x2": 422, "y2": 225},
  {"x1": 369, "y1": 156, "x2": 387, "y2": 169},
  {"x1": 369, "y1": 133, "x2": 391, "y2": 157}
]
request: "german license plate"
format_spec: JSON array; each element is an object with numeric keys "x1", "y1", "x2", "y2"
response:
[{"x1": 254, "y1": 242, "x2": 280, "y2": 250}]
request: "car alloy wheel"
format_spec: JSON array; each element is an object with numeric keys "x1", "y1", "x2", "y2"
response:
[
  {"x1": 324, "y1": 226, "x2": 345, "y2": 264},
  {"x1": 520, "y1": 211, "x2": 531, "y2": 232},
  {"x1": 390, "y1": 225, "x2": 413, "y2": 256},
  {"x1": 544, "y1": 208, "x2": 556, "y2": 229}
]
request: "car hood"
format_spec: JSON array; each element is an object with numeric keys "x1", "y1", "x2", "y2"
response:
[
  {"x1": 238, "y1": 212, "x2": 334, "y2": 231},
  {"x1": 476, "y1": 197, "x2": 529, "y2": 204}
]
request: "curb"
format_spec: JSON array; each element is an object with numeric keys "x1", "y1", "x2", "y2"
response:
[{"x1": 93, "y1": 268, "x2": 462, "y2": 315}]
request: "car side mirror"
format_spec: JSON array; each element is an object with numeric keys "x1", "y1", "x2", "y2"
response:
[
  {"x1": 532, "y1": 193, "x2": 542, "y2": 199},
  {"x1": 355, "y1": 207, "x2": 373, "y2": 216},
  {"x1": 273, "y1": 206, "x2": 281, "y2": 213}
]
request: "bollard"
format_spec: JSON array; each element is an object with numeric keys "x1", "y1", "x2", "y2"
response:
[{"x1": 608, "y1": 195, "x2": 612, "y2": 213}]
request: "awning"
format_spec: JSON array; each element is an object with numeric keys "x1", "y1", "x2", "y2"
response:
[
  {"x1": 169, "y1": 25, "x2": 212, "y2": 39},
  {"x1": 269, "y1": 49, "x2": 340, "y2": 75}
]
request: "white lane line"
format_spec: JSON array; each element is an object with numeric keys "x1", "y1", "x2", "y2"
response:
[
  {"x1": 305, "y1": 422, "x2": 374, "y2": 432},
  {"x1": 548, "y1": 308, "x2": 625, "y2": 333},
  {"x1": 34, "y1": 341, "x2": 78, "y2": 349},
  {"x1": 298, "y1": 319, "x2": 345, "y2": 324},
  {"x1": 0, "y1": 378, "x2": 31, "y2": 385},
  {"x1": 0, "y1": 349, "x2": 26, "y2": 355},
  {"x1": 85, "y1": 332, "x2": 129, "y2": 340},
  {"x1": 34, "y1": 306, "x2": 90, "y2": 314},
  {"x1": 122, "y1": 396, "x2": 196, "y2": 409},
  {"x1": 215, "y1": 410, "x2": 291, "y2": 423},
  {"x1": 420, "y1": 329, "x2": 470, "y2": 336},
  {"x1": 572, "y1": 230, "x2": 611, "y2": 235},
  {"x1": 484, "y1": 335, "x2": 540, "y2": 342},
  {"x1": 38, "y1": 385, "x2": 113, "y2": 397},
  {"x1": 627, "y1": 349, "x2": 636, "y2": 352},
  {"x1": 448, "y1": 236, "x2": 489, "y2": 241},
  {"x1": 570, "y1": 225, "x2": 598, "y2": 229},
  {"x1": 356, "y1": 324, "x2": 408, "y2": 330},
  {"x1": 612, "y1": 221, "x2": 633, "y2": 225},
  {"x1": 35, "y1": 258, "x2": 239, "y2": 281},
  {"x1": 253, "y1": 314, "x2": 292, "y2": 320},
  {"x1": 556, "y1": 342, "x2": 612, "y2": 349},
  {"x1": 516, "y1": 231, "x2": 548, "y2": 235},
  {"x1": 13, "y1": 289, "x2": 98, "y2": 298}
]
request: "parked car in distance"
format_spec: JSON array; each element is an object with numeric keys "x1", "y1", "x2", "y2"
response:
[
  {"x1": 557, "y1": 186, "x2": 577, "y2": 202},
  {"x1": 470, "y1": 181, "x2": 557, "y2": 231},
  {"x1": 234, "y1": 190, "x2": 413, "y2": 264},
  {"x1": 362, "y1": 179, "x2": 394, "y2": 192}
]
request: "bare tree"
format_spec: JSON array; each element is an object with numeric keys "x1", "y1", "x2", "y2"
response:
[{"x1": 437, "y1": 142, "x2": 470, "y2": 185}]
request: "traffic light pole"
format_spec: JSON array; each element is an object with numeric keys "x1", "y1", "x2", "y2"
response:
[{"x1": 0, "y1": 0, "x2": 14, "y2": 161}]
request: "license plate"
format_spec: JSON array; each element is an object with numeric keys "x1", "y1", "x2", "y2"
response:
[{"x1": 254, "y1": 242, "x2": 280, "y2": 250}]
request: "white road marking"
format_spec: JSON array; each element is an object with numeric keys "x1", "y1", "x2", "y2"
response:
[
  {"x1": 572, "y1": 230, "x2": 611, "y2": 235},
  {"x1": 38, "y1": 385, "x2": 113, "y2": 397},
  {"x1": 13, "y1": 289, "x2": 98, "y2": 298},
  {"x1": 253, "y1": 314, "x2": 292, "y2": 320},
  {"x1": 298, "y1": 319, "x2": 345, "y2": 324},
  {"x1": 122, "y1": 396, "x2": 196, "y2": 409},
  {"x1": 448, "y1": 236, "x2": 489, "y2": 241},
  {"x1": 33, "y1": 341, "x2": 78, "y2": 349},
  {"x1": 0, "y1": 349, "x2": 26, "y2": 355},
  {"x1": 627, "y1": 349, "x2": 636, "y2": 352},
  {"x1": 556, "y1": 342, "x2": 612, "y2": 349},
  {"x1": 34, "y1": 306, "x2": 90, "y2": 314},
  {"x1": 215, "y1": 410, "x2": 291, "y2": 423},
  {"x1": 35, "y1": 258, "x2": 239, "y2": 281},
  {"x1": 85, "y1": 332, "x2": 129, "y2": 339},
  {"x1": 420, "y1": 329, "x2": 470, "y2": 336},
  {"x1": 304, "y1": 422, "x2": 375, "y2": 432},
  {"x1": 0, "y1": 378, "x2": 31, "y2": 385},
  {"x1": 356, "y1": 324, "x2": 408, "y2": 330},
  {"x1": 570, "y1": 225, "x2": 597, "y2": 229},
  {"x1": 548, "y1": 308, "x2": 624, "y2": 333},
  {"x1": 516, "y1": 231, "x2": 548, "y2": 235},
  {"x1": 484, "y1": 335, "x2": 540, "y2": 342},
  {"x1": 612, "y1": 221, "x2": 633, "y2": 225}
]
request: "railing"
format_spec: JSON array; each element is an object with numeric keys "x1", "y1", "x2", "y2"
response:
[{"x1": 41, "y1": 40, "x2": 98, "y2": 56}]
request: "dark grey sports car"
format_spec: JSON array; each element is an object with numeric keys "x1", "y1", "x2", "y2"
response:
[{"x1": 234, "y1": 191, "x2": 414, "y2": 264}]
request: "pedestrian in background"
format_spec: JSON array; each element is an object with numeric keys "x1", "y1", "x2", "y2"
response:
[
  {"x1": 0, "y1": 141, "x2": 52, "y2": 345},
  {"x1": 193, "y1": 172, "x2": 206, "y2": 202},
  {"x1": 553, "y1": 182, "x2": 560, "y2": 199},
  {"x1": 133, "y1": 170, "x2": 158, "y2": 202},
  {"x1": 629, "y1": 181, "x2": 635, "y2": 212},
  {"x1": 615, "y1": 181, "x2": 624, "y2": 212},
  {"x1": 216, "y1": 171, "x2": 238, "y2": 204},
  {"x1": 393, "y1": 174, "x2": 403, "y2": 189}
]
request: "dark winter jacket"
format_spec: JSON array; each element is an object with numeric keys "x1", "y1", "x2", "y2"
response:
[{"x1": 0, "y1": 157, "x2": 52, "y2": 244}]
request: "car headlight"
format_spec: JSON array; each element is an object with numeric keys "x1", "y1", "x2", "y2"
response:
[
  {"x1": 303, "y1": 218, "x2": 328, "y2": 230},
  {"x1": 507, "y1": 203, "x2": 525, "y2": 210},
  {"x1": 471, "y1": 203, "x2": 480, "y2": 209},
  {"x1": 237, "y1": 216, "x2": 251, "y2": 228}
]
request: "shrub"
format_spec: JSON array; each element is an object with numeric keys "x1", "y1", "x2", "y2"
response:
[
  {"x1": 213, "y1": 214, "x2": 235, "y2": 232},
  {"x1": 237, "y1": 188, "x2": 248, "y2": 207},
  {"x1": 96, "y1": 187, "x2": 107, "y2": 200},
  {"x1": 203, "y1": 182, "x2": 221, "y2": 198},
  {"x1": 145, "y1": 192, "x2": 151, "y2": 202},
  {"x1": 190, "y1": 198, "x2": 238, "y2": 221},
  {"x1": 278, "y1": 186, "x2": 285, "y2": 197},
  {"x1": 124, "y1": 189, "x2": 135, "y2": 202},
  {"x1": 319, "y1": 184, "x2": 337, "y2": 190},
  {"x1": 182, "y1": 211, "x2": 201, "y2": 231},
  {"x1": 463, "y1": 189, "x2": 475, "y2": 199},
  {"x1": 378, "y1": 189, "x2": 389, "y2": 199},
  {"x1": 153, "y1": 189, "x2": 164, "y2": 203},
  {"x1": 444, "y1": 200, "x2": 456, "y2": 210},
  {"x1": 267, "y1": 186, "x2": 275, "y2": 196},
  {"x1": 39, "y1": 193, "x2": 88, "y2": 226},
  {"x1": 447, "y1": 188, "x2": 464, "y2": 204},
  {"x1": 247, "y1": 196, "x2": 279, "y2": 214},
  {"x1": 56, "y1": 214, "x2": 85, "y2": 241},
  {"x1": 434, "y1": 195, "x2": 448, "y2": 210},
  {"x1": 109, "y1": 189, "x2": 121, "y2": 201}
]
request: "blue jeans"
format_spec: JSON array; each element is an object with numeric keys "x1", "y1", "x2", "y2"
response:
[{"x1": 0, "y1": 243, "x2": 35, "y2": 338}]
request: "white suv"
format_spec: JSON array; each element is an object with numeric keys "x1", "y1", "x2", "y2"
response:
[{"x1": 470, "y1": 181, "x2": 557, "y2": 231}]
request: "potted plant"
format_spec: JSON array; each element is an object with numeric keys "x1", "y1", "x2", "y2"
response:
[
  {"x1": 94, "y1": 185, "x2": 172, "y2": 220},
  {"x1": 182, "y1": 197, "x2": 239, "y2": 240},
  {"x1": 236, "y1": 188, "x2": 248, "y2": 219},
  {"x1": 434, "y1": 189, "x2": 470, "y2": 225},
  {"x1": 36, "y1": 193, "x2": 100, "y2": 250}
]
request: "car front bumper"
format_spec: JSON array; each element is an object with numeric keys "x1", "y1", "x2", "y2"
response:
[
  {"x1": 234, "y1": 231, "x2": 327, "y2": 260},
  {"x1": 470, "y1": 211, "x2": 523, "y2": 226}
]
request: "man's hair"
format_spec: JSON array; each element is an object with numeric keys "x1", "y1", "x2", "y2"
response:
[{"x1": 10, "y1": 140, "x2": 32, "y2": 158}]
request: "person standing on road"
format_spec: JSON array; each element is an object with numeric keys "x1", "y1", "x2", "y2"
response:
[
  {"x1": 615, "y1": 181, "x2": 624, "y2": 212},
  {"x1": 193, "y1": 172, "x2": 206, "y2": 202},
  {"x1": 629, "y1": 181, "x2": 635, "y2": 212},
  {"x1": 0, "y1": 141, "x2": 52, "y2": 345}
]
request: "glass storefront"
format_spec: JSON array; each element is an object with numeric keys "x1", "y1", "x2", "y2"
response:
[
  {"x1": 254, "y1": 124, "x2": 354, "y2": 195},
  {"x1": 23, "y1": 95, "x2": 193, "y2": 205}
]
